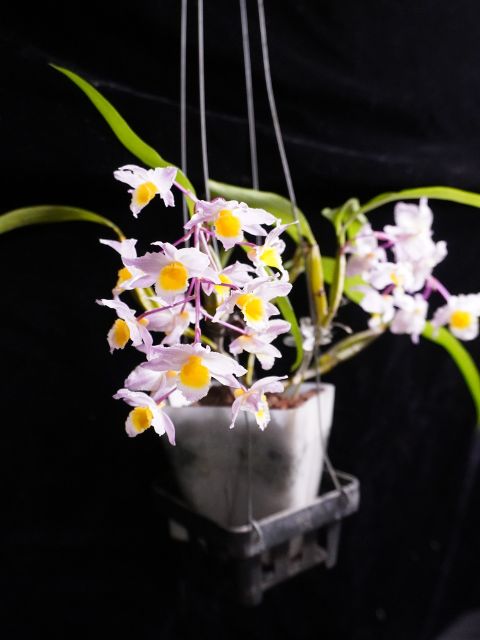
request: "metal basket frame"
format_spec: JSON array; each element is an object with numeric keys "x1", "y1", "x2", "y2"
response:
[{"x1": 153, "y1": 470, "x2": 360, "y2": 605}]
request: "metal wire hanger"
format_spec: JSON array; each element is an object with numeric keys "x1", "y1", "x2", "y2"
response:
[{"x1": 181, "y1": 0, "x2": 344, "y2": 525}]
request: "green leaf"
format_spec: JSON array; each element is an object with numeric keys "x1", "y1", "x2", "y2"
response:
[
  {"x1": 0, "y1": 205, "x2": 124, "y2": 238},
  {"x1": 275, "y1": 294, "x2": 303, "y2": 371},
  {"x1": 51, "y1": 64, "x2": 196, "y2": 211},
  {"x1": 322, "y1": 198, "x2": 360, "y2": 236},
  {"x1": 209, "y1": 179, "x2": 315, "y2": 245},
  {"x1": 360, "y1": 186, "x2": 480, "y2": 216},
  {"x1": 322, "y1": 256, "x2": 364, "y2": 304},
  {"x1": 422, "y1": 323, "x2": 480, "y2": 425}
]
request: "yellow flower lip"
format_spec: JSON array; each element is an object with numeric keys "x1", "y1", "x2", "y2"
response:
[
  {"x1": 236, "y1": 293, "x2": 265, "y2": 324},
  {"x1": 215, "y1": 273, "x2": 233, "y2": 299},
  {"x1": 450, "y1": 309, "x2": 472, "y2": 330},
  {"x1": 111, "y1": 319, "x2": 130, "y2": 348},
  {"x1": 130, "y1": 406, "x2": 153, "y2": 433},
  {"x1": 215, "y1": 209, "x2": 241, "y2": 238},
  {"x1": 390, "y1": 272, "x2": 402, "y2": 286},
  {"x1": 158, "y1": 261, "x2": 189, "y2": 292},
  {"x1": 134, "y1": 181, "x2": 158, "y2": 207},
  {"x1": 117, "y1": 266, "x2": 132, "y2": 287},
  {"x1": 179, "y1": 355, "x2": 211, "y2": 389},
  {"x1": 260, "y1": 246, "x2": 281, "y2": 269}
]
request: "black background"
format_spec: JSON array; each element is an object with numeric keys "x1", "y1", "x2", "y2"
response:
[{"x1": 2, "y1": 1, "x2": 480, "y2": 638}]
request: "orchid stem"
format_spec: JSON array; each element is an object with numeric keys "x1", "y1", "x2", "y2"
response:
[
  {"x1": 194, "y1": 279, "x2": 202, "y2": 343},
  {"x1": 173, "y1": 231, "x2": 193, "y2": 247},
  {"x1": 199, "y1": 227, "x2": 222, "y2": 272},
  {"x1": 153, "y1": 386, "x2": 177, "y2": 405},
  {"x1": 246, "y1": 353, "x2": 255, "y2": 386},
  {"x1": 201, "y1": 307, "x2": 247, "y2": 334},
  {"x1": 429, "y1": 276, "x2": 451, "y2": 301},
  {"x1": 138, "y1": 296, "x2": 195, "y2": 320},
  {"x1": 174, "y1": 180, "x2": 198, "y2": 202}
]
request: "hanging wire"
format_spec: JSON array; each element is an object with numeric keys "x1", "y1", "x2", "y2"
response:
[
  {"x1": 180, "y1": 0, "x2": 189, "y2": 242},
  {"x1": 197, "y1": 0, "x2": 210, "y2": 201},
  {"x1": 197, "y1": 0, "x2": 221, "y2": 264},
  {"x1": 240, "y1": 0, "x2": 259, "y2": 192},
  {"x1": 256, "y1": 0, "x2": 343, "y2": 494},
  {"x1": 239, "y1": 0, "x2": 258, "y2": 533},
  {"x1": 256, "y1": 0, "x2": 296, "y2": 210}
]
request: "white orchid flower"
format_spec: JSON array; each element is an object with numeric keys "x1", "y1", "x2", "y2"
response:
[
  {"x1": 114, "y1": 164, "x2": 177, "y2": 217},
  {"x1": 203, "y1": 261, "x2": 255, "y2": 304},
  {"x1": 229, "y1": 319, "x2": 291, "y2": 370},
  {"x1": 345, "y1": 224, "x2": 386, "y2": 278},
  {"x1": 124, "y1": 365, "x2": 178, "y2": 403},
  {"x1": 123, "y1": 242, "x2": 216, "y2": 301},
  {"x1": 390, "y1": 293, "x2": 428, "y2": 343},
  {"x1": 229, "y1": 376, "x2": 286, "y2": 430},
  {"x1": 144, "y1": 299, "x2": 196, "y2": 345},
  {"x1": 248, "y1": 222, "x2": 292, "y2": 272},
  {"x1": 97, "y1": 298, "x2": 153, "y2": 354},
  {"x1": 389, "y1": 198, "x2": 433, "y2": 237},
  {"x1": 384, "y1": 199, "x2": 447, "y2": 268},
  {"x1": 432, "y1": 294, "x2": 480, "y2": 340},
  {"x1": 213, "y1": 276, "x2": 292, "y2": 331},
  {"x1": 113, "y1": 388, "x2": 175, "y2": 444},
  {"x1": 368, "y1": 261, "x2": 416, "y2": 293},
  {"x1": 406, "y1": 240, "x2": 448, "y2": 291},
  {"x1": 99, "y1": 238, "x2": 148, "y2": 294},
  {"x1": 358, "y1": 287, "x2": 395, "y2": 330},
  {"x1": 138, "y1": 343, "x2": 247, "y2": 403},
  {"x1": 185, "y1": 198, "x2": 276, "y2": 249}
]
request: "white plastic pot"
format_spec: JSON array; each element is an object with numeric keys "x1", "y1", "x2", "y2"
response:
[{"x1": 163, "y1": 383, "x2": 335, "y2": 527}]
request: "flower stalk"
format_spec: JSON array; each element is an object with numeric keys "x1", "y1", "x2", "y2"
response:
[{"x1": 305, "y1": 242, "x2": 329, "y2": 326}]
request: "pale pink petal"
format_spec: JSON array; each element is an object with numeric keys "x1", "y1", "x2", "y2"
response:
[
  {"x1": 202, "y1": 350, "x2": 248, "y2": 377},
  {"x1": 114, "y1": 388, "x2": 154, "y2": 408},
  {"x1": 124, "y1": 251, "x2": 167, "y2": 279},
  {"x1": 125, "y1": 365, "x2": 164, "y2": 392},
  {"x1": 242, "y1": 223, "x2": 268, "y2": 237},
  {"x1": 143, "y1": 345, "x2": 192, "y2": 371},
  {"x1": 151, "y1": 409, "x2": 176, "y2": 445},
  {"x1": 229, "y1": 396, "x2": 243, "y2": 429},
  {"x1": 100, "y1": 237, "x2": 138, "y2": 259},
  {"x1": 251, "y1": 375, "x2": 286, "y2": 394},
  {"x1": 235, "y1": 206, "x2": 276, "y2": 227},
  {"x1": 114, "y1": 165, "x2": 149, "y2": 188},
  {"x1": 152, "y1": 166, "x2": 177, "y2": 192},
  {"x1": 211, "y1": 372, "x2": 243, "y2": 387}
]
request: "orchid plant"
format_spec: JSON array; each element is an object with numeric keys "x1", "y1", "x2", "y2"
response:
[{"x1": 2, "y1": 65, "x2": 480, "y2": 439}]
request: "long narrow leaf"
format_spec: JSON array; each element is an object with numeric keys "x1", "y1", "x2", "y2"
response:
[
  {"x1": 275, "y1": 294, "x2": 303, "y2": 371},
  {"x1": 322, "y1": 256, "x2": 364, "y2": 304},
  {"x1": 51, "y1": 64, "x2": 196, "y2": 211},
  {"x1": 209, "y1": 179, "x2": 315, "y2": 245},
  {"x1": 422, "y1": 323, "x2": 480, "y2": 424},
  {"x1": 0, "y1": 206, "x2": 123, "y2": 238},
  {"x1": 360, "y1": 186, "x2": 480, "y2": 216}
]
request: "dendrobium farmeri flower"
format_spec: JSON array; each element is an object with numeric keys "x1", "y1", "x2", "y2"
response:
[
  {"x1": 99, "y1": 164, "x2": 295, "y2": 443},
  {"x1": 345, "y1": 199, "x2": 480, "y2": 344}
]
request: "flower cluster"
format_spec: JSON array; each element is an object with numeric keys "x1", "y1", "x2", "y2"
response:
[
  {"x1": 346, "y1": 198, "x2": 480, "y2": 342},
  {"x1": 98, "y1": 165, "x2": 293, "y2": 444}
]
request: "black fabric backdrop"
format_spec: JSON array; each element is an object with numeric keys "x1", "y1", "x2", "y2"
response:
[{"x1": 2, "y1": 2, "x2": 480, "y2": 638}]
